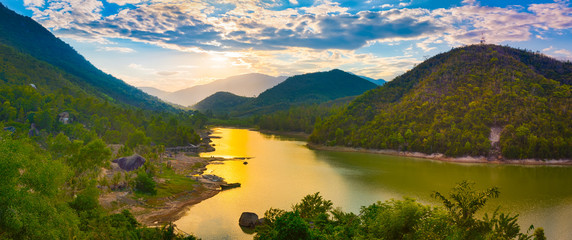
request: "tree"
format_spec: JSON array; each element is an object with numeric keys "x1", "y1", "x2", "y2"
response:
[
  {"x1": 0, "y1": 132, "x2": 79, "y2": 239},
  {"x1": 292, "y1": 192, "x2": 333, "y2": 220},
  {"x1": 126, "y1": 129, "x2": 150, "y2": 149},
  {"x1": 134, "y1": 171, "x2": 157, "y2": 195},
  {"x1": 432, "y1": 180, "x2": 499, "y2": 228}
]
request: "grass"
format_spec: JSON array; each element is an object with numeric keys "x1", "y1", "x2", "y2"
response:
[{"x1": 136, "y1": 166, "x2": 198, "y2": 206}]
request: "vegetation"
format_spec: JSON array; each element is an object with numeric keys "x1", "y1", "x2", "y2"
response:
[
  {"x1": 194, "y1": 92, "x2": 253, "y2": 117},
  {"x1": 255, "y1": 181, "x2": 545, "y2": 240},
  {"x1": 194, "y1": 69, "x2": 377, "y2": 117},
  {"x1": 0, "y1": 4, "x2": 205, "y2": 239},
  {"x1": 257, "y1": 98, "x2": 351, "y2": 134},
  {"x1": 310, "y1": 44, "x2": 571, "y2": 159},
  {"x1": 0, "y1": 132, "x2": 197, "y2": 239},
  {"x1": 0, "y1": 4, "x2": 172, "y2": 111}
]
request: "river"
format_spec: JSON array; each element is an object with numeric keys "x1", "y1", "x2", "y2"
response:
[{"x1": 175, "y1": 128, "x2": 572, "y2": 239}]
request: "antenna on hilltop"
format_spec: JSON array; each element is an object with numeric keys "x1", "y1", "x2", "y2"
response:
[{"x1": 480, "y1": 33, "x2": 486, "y2": 44}]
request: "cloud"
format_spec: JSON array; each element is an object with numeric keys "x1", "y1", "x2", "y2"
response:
[
  {"x1": 23, "y1": 0, "x2": 45, "y2": 7},
  {"x1": 542, "y1": 46, "x2": 572, "y2": 60},
  {"x1": 128, "y1": 63, "x2": 154, "y2": 71},
  {"x1": 97, "y1": 46, "x2": 135, "y2": 53},
  {"x1": 21, "y1": 0, "x2": 572, "y2": 83},
  {"x1": 156, "y1": 71, "x2": 179, "y2": 76},
  {"x1": 106, "y1": 0, "x2": 142, "y2": 5}
]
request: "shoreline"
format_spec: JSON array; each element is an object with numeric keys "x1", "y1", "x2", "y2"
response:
[
  {"x1": 307, "y1": 143, "x2": 572, "y2": 166},
  {"x1": 100, "y1": 153, "x2": 230, "y2": 226}
]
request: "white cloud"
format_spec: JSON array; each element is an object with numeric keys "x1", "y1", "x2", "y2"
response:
[
  {"x1": 22, "y1": 0, "x2": 572, "y2": 83},
  {"x1": 98, "y1": 46, "x2": 135, "y2": 53},
  {"x1": 23, "y1": 0, "x2": 45, "y2": 7},
  {"x1": 106, "y1": 0, "x2": 142, "y2": 5},
  {"x1": 128, "y1": 63, "x2": 154, "y2": 71}
]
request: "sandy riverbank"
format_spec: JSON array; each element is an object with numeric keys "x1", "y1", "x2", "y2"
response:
[{"x1": 307, "y1": 143, "x2": 572, "y2": 165}]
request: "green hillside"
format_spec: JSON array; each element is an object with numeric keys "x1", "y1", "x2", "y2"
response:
[
  {"x1": 310, "y1": 44, "x2": 571, "y2": 160},
  {"x1": 194, "y1": 91, "x2": 253, "y2": 116},
  {"x1": 0, "y1": 4, "x2": 207, "y2": 239},
  {"x1": 0, "y1": 3, "x2": 172, "y2": 111},
  {"x1": 195, "y1": 69, "x2": 378, "y2": 116},
  {"x1": 253, "y1": 69, "x2": 377, "y2": 106}
]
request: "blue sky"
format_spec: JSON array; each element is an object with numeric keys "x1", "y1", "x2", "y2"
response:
[{"x1": 2, "y1": 0, "x2": 571, "y2": 91}]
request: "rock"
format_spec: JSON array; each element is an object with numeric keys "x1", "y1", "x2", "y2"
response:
[
  {"x1": 58, "y1": 112, "x2": 71, "y2": 124},
  {"x1": 28, "y1": 123, "x2": 39, "y2": 137},
  {"x1": 239, "y1": 212, "x2": 259, "y2": 228},
  {"x1": 258, "y1": 218, "x2": 266, "y2": 225},
  {"x1": 3, "y1": 126, "x2": 15, "y2": 133},
  {"x1": 112, "y1": 154, "x2": 146, "y2": 171}
]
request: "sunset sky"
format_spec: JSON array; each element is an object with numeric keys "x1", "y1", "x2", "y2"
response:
[{"x1": 2, "y1": 0, "x2": 571, "y2": 91}]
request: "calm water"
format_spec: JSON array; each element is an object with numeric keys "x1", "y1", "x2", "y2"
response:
[{"x1": 175, "y1": 128, "x2": 572, "y2": 239}]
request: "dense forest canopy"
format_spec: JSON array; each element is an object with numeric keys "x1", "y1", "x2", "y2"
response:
[{"x1": 310, "y1": 44, "x2": 571, "y2": 159}]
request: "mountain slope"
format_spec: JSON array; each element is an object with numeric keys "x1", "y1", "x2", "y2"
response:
[
  {"x1": 194, "y1": 69, "x2": 378, "y2": 116},
  {"x1": 310, "y1": 44, "x2": 571, "y2": 160},
  {"x1": 138, "y1": 87, "x2": 172, "y2": 99},
  {"x1": 359, "y1": 75, "x2": 386, "y2": 85},
  {"x1": 193, "y1": 92, "x2": 253, "y2": 115},
  {"x1": 249, "y1": 69, "x2": 377, "y2": 111},
  {"x1": 0, "y1": 3, "x2": 173, "y2": 111},
  {"x1": 163, "y1": 73, "x2": 286, "y2": 106}
]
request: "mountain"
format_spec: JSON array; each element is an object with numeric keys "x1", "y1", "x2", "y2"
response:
[
  {"x1": 249, "y1": 69, "x2": 377, "y2": 111},
  {"x1": 310, "y1": 44, "x2": 571, "y2": 160},
  {"x1": 195, "y1": 69, "x2": 378, "y2": 116},
  {"x1": 193, "y1": 92, "x2": 253, "y2": 115},
  {"x1": 0, "y1": 3, "x2": 173, "y2": 111},
  {"x1": 359, "y1": 75, "x2": 386, "y2": 85},
  {"x1": 138, "y1": 87, "x2": 172, "y2": 99},
  {"x1": 0, "y1": 3, "x2": 204, "y2": 147},
  {"x1": 161, "y1": 73, "x2": 287, "y2": 106}
]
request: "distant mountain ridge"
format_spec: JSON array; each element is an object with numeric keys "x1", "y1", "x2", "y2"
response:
[
  {"x1": 138, "y1": 87, "x2": 172, "y2": 99},
  {"x1": 310, "y1": 44, "x2": 571, "y2": 160},
  {"x1": 358, "y1": 75, "x2": 386, "y2": 85},
  {"x1": 0, "y1": 3, "x2": 173, "y2": 111},
  {"x1": 194, "y1": 69, "x2": 378, "y2": 116},
  {"x1": 145, "y1": 73, "x2": 287, "y2": 107}
]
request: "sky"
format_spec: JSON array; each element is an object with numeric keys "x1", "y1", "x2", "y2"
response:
[{"x1": 2, "y1": 0, "x2": 571, "y2": 91}]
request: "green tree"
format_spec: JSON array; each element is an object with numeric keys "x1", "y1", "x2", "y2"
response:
[
  {"x1": 432, "y1": 180, "x2": 499, "y2": 228},
  {"x1": 0, "y1": 132, "x2": 79, "y2": 239}
]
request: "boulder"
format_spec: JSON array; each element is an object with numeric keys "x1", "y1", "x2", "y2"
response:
[
  {"x1": 239, "y1": 212, "x2": 259, "y2": 228},
  {"x1": 112, "y1": 154, "x2": 146, "y2": 171}
]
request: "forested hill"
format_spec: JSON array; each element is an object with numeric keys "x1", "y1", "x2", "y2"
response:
[
  {"x1": 0, "y1": 3, "x2": 173, "y2": 112},
  {"x1": 253, "y1": 69, "x2": 377, "y2": 106},
  {"x1": 194, "y1": 91, "x2": 253, "y2": 115},
  {"x1": 310, "y1": 44, "x2": 571, "y2": 160},
  {"x1": 194, "y1": 69, "x2": 378, "y2": 116}
]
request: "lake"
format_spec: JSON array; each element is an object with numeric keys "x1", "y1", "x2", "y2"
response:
[{"x1": 175, "y1": 128, "x2": 572, "y2": 239}]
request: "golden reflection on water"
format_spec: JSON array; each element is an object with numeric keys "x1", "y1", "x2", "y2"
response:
[{"x1": 177, "y1": 128, "x2": 572, "y2": 240}]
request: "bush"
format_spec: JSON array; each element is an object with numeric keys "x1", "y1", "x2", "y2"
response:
[{"x1": 134, "y1": 171, "x2": 157, "y2": 195}]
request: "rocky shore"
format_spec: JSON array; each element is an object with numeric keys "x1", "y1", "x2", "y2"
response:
[{"x1": 307, "y1": 143, "x2": 572, "y2": 165}]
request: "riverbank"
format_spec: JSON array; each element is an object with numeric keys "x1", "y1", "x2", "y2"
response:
[
  {"x1": 99, "y1": 151, "x2": 235, "y2": 226},
  {"x1": 307, "y1": 143, "x2": 572, "y2": 165}
]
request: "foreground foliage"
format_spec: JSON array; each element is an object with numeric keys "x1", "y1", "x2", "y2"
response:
[
  {"x1": 255, "y1": 182, "x2": 545, "y2": 240},
  {"x1": 0, "y1": 133, "x2": 197, "y2": 239}
]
